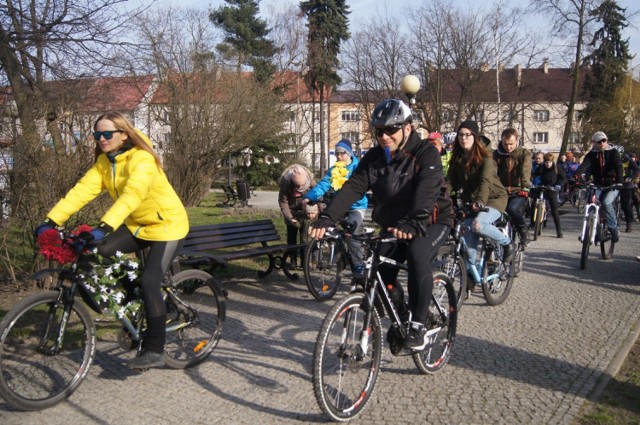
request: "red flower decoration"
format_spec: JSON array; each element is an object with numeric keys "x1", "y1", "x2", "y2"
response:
[{"x1": 37, "y1": 224, "x2": 94, "y2": 265}]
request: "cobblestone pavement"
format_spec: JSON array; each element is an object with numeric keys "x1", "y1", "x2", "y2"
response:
[{"x1": 1, "y1": 197, "x2": 639, "y2": 424}]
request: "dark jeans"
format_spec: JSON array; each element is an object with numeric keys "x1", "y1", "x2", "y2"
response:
[
  {"x1": 377, "y1": 224, "x2": 449, "y2": 324},
  {"x1": 506, "y1": 195, "x2": 528, "y2": 230},
  {"x1": 286, "y1": 218, "x2": 309, "y2": 263},
  {"x1": 621, "y1": 187, "x2": 639, "y2": 223},
  {"x1": 96, "y1": 226, "x2": 184, "y2": 353}
]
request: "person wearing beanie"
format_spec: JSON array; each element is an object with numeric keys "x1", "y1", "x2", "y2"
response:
[
  {"x1": 304, "y1": 139, "x2": 368, "y2": 285},
  {"x1": 575, "y1": 131, "x2": 624, "y2": 242},
  {"x1": 448, "y1": 119, "x2": 515, "y2": 286},
  {"x1": 278, "y1": 164, "x2": 317, "y2": 269}
]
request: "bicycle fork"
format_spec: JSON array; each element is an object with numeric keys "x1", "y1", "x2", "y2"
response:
[{"x1": 579, "y1": 205, "x2": 599, "y2": 244}]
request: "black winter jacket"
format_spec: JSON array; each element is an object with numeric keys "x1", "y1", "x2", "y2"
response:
[
  {"x1": 534, "y1": 163, "x2": 566, "y2": 187},
  {"x1": 321, "y1": 131, "x2": 454, "y2": 230},
  {"x1": 575, "y1": 147, "x2": 623, "y2": 186}
]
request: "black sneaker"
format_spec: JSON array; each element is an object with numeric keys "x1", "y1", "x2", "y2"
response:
[
  {"x1": 502, "y1": 241, "x2": 516, "y2": 264},
  {"x1": 128, "y1": 350, "x2": 165, "y2": 370},
  {"x1": 403, "y1": 322, "x2": 428, "y2": 351}
]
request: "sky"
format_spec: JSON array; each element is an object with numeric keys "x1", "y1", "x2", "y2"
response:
[{"x1": 148, "y1": 0, "x2": 640, "y2": 72}]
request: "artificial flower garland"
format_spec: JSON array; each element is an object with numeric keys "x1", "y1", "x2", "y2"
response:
[
  {"x1": 330, "y1": 161, "x2": 349, "y2": 191},
  {"x1": 37, "y1": 226, "x2": 141, "y2": 318}
]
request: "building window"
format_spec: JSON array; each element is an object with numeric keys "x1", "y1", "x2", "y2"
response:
[
  {"x1": 502, "y1": 111, "x2": 514, "y2": 122},
  {"x1": 534, "y1": 110, "x2": 550, "y2": 121},
  {"x1": 288, "y1": 110, "x2": 296, "y2": 123},
  {"x1": 442, "y1": 110, "x2": 452, "y2": 122},
  {"x1": 341, "y1": 110, "x2": 360, "y2": 122},
  {"x1": 532, "y1": 132, "x2": 548, "y2": 144}
]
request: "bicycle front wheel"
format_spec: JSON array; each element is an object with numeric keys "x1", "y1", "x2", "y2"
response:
[
  {"x1": 580, "y1": 212, "x2": 595, "y2": 270},
  {"x1": 313, "y1": 293, "x2": 382, "y2": 421},
  {"x1": 433, "y1": 244, "x2": 467, "y2": 311},
  {"x1": 304, "y1": 238, "x2": 346, "y2": 301},
  {"x1": 163, "y1": 269, "x2": 226, "y2": 369},
  {"x1": 0, "y1": 291, "x2": 96, "y2": 411},
  {"x1": 482, "y1": 248, "x2": 514, "y2": 306},
  {"x1": 533, "y1": 201, "x2": 544, "y2": 240},
  {"x1": 413, "y1": 273, "x2": 457, "y2": 374}
]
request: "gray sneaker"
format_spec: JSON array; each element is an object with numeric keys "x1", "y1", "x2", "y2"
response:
[{"x1": 128, "y1": 350, "x2": 165, "y2": 370}]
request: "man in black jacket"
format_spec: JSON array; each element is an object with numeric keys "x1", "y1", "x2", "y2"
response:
[
  {"x1": 309, "y1": 98, "x2": 454, "y2": 351},
  {"x1": 575, "y1": 131, "x2": 624, "y2": 242}
]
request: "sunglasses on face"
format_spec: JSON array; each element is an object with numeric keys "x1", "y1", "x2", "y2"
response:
[
  {"x1": 595, "y1": 139, "x2": 607, "y2": 144},
  {"x1": 374, "y1": 126, "x2": 402, "y2": 137},
  {"x1": 93, "y1": 130, "x2": 123, "y2": 141}
]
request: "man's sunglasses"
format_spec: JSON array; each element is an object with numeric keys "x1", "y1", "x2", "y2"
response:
[
  {"x1": 93, "y1": 130, "x2": 123, "y2": 141},
  {"x1": 374, "y1": 126, "x2": 402, "y2": 137},
  {"x1": 595, "y1": 139, "x2": 607, "y2": 144}
]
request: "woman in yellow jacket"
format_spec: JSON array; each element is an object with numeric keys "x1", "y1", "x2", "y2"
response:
[{"x1": 35, "y1": 112, "x2": 189, "y2": 370}]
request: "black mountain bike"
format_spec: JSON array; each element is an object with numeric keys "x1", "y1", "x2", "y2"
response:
[
  {"x1": 303, "y1": 220, "x2": 373, "y2": 301},
  {"x1": 312, "y1": 231, "x2": 457, "y2": 421},
  {"x1": 0, "y1": 230, "x2": 226, "y2": 411}
]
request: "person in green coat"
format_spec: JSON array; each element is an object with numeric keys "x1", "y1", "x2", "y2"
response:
[{"x1": 448, "y1": 120, "x2": 515, "y2": 283}]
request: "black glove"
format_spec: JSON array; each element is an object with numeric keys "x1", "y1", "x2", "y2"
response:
[
  {"x1": 34, "y1": 218, "x2": 58, "y2": 238},
  {"x1": 394, "y1": 219, "x2": 421, "y2": 237},
  {"x1": 311, "y1": 213, "x2": 334, "y2": 230},
  {"x1": 73, "y1": 222, "x2": 113, "y2": 253},
  {"x1": 395, "y1": 210, "x2": 430, "y2": 238}
]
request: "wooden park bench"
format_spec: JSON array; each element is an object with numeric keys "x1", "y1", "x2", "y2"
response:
[
  {"x1": 176, "y1": 219, "x2": 305, "y2": 280},
  {"x1": 216, "y1": 184, "x2": 238, "y2": 207}
]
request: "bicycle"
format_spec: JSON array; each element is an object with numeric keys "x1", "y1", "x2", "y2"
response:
[
  {"x1": 312, "y1": 231, "x2": 457, "y2": 421},
  {"x1": 579, "y1": 184, "x2": 621, "y2": 269},
  {"x1": 530, "y1": 185, "x2": 555, "y2": 241},
  {"x1": 437, "y1": 198, "x2": 519, "y2": 307},
  {"x1": 0, "y1": 229, "x2": 226, "y2": 411},
  {"x1": 303, "y1": 219, "x2": 373, "y2": 301}
]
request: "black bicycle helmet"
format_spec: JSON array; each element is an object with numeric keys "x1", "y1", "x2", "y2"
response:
[{"x1": 370, "y1": 99, "x2": 413, "y2": 128}]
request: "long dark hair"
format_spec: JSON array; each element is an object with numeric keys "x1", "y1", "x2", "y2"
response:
[{"x1": 451, "y1": 133, "x2": 489, "y2": 172}]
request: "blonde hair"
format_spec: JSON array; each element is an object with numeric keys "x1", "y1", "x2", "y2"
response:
[{"x1": 93, "y1": 112, "x2": 162, "y2": 167}]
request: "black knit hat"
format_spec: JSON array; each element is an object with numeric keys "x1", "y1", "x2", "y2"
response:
[{"x1": 457, "y1": 120, "x2": 479, "y2": 136}]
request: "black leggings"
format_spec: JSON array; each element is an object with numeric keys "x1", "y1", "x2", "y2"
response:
[
  {"x1": 96, "y1": 226, "x2": 184, "y2": 353},
  {"x1": 377, "y1": 224, "x2": 449, "y2": 324}
]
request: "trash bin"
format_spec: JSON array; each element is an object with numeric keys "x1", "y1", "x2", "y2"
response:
[{"x1": 236, "y1": 180, "x2": 251, "y2": 207}]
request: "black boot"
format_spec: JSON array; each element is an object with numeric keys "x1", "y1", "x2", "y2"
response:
[{"x1": 517, "y1": 226, "x2": 529, "y2": 245}]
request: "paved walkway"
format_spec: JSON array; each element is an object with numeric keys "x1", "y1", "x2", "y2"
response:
[{"x1": 2, "y1": 196, "x2": 639, "y2": 424}]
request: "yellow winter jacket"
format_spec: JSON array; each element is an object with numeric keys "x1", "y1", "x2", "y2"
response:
[{"x1": 47, "y1": 143, "x2": 189, "y2": 241}]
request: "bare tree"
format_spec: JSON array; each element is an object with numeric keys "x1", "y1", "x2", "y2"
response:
[
  {"x1": 0, "y1": 0, "x2": 147, "y2": 278},
  {"x1": 135, "y1": 8, "x2": 287, "y2": 206},
  {"x1": 530, "y1": 0, "x2": 601, "y2": 154}
]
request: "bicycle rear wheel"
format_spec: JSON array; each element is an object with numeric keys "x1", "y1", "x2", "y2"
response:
[
  {"x1": 580, "y1": 212, "x2": 595, "y2": 270},
  {"x1": 413, "y1": 273, "x2": 457, "y2": 374},
  {"x1": 0, "y1": 291, "x2": 96, "y2": 411},
  {"x1": 313, "y1": 293, "x2": 382, "y2": 421},
  {"x1": 163, "y1": 269, "x2": 226, "y2": 369},
  {"x1": 433, "y1": 243, "x2": 467, "y2": 311},
  {"x1": 304, "y1": 238, "x2": 346, "y2": 301}
]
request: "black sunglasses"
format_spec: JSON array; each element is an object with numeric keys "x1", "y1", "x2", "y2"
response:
[
  {"x1": 93, "y1": 130, "x2": 123, "y2": 141},
  {"x1": 374, "y1": 126, "x2": 402, "y2": 137},
  {"x1": 595, "y1": 139, "x2": 607, "y2": 144}
]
